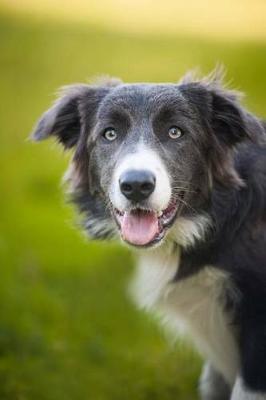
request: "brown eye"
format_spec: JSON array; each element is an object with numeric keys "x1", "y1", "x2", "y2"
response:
[
  {"x1": 103, "y1": 128, "x2": 117, "y2": 141},
  {"x1": 168, "y1": 126, "x2": 183, "y2": 139}
]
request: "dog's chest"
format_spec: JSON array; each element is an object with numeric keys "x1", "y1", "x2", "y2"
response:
[{"x1": 131, "y1": 247, "x2": 239, "y2": 385}]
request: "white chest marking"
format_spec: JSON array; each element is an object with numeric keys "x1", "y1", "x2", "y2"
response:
[{"x1": 130, "y1": 245, "x2": 240, "y2": 385}]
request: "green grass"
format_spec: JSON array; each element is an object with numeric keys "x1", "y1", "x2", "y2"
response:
[{"x1": 0, "y1": 9, "x2": 265, "y2": 399}]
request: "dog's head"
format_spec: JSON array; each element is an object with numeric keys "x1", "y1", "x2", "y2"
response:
[{"x1": 31, "y1": 72, "x2": 263, "y2": 248}]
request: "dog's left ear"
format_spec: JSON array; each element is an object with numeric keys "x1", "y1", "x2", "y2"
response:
[
  {"x1": 208, "y1": 88, "x2": 265, "y2": 186},
  {"x1": 181, "y1": 77, "x2": 265, "y2": 187},
  {"x1": 211, "y1": 90, "x2": 246, "y2": 146},
  {"x1": 208, "y1": 89, "x2": 248, "y2": 187}
]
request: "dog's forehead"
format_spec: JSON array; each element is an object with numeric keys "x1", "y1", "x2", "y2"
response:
[{"x1": 98, "y1": 83, "x2": 186, "y2": 116}]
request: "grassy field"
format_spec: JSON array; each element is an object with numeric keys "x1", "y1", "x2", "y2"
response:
[
  {"x1": 0, "y1": 7, "x2": 266, "y2": 400},
  {"x1": 2, "y1": 0, "x2": 266, "y2": 41}
]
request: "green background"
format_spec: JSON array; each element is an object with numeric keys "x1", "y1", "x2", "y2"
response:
[{"x1": 0, "y1": 6, "x2": 265, "y2": 399}]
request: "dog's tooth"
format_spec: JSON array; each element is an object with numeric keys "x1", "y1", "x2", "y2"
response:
[{"x1": 158, "y1": 211, "x2": 163, "y2": 217}]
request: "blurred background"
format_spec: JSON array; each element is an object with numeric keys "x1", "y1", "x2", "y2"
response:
[{"x1": 0, "y1": 1, "x2": 265, "y2": 399}]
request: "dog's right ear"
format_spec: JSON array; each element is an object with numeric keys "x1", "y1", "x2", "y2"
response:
[{"x1": 31, "y1": 79, "x2": 121, "y2": 149}]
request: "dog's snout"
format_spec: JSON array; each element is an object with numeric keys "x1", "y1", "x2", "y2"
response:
[{"x1": 119, "y1": 170, "x2": 156, "y2": 202}]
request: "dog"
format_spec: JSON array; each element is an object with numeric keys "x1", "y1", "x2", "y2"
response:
[{"x1": 31, "y1": 70, "x2": 266, "y2": 400}]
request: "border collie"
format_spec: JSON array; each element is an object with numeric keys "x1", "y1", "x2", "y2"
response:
[{"x1": 32, "y1": 71, "x2": 266, "y2": 400}]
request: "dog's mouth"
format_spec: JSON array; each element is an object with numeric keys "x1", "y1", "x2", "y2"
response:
[{"x1": 112, "y1": 193, "x2": 184, "y2": 247}]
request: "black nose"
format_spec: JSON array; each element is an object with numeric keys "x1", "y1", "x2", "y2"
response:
[{"x1": 119, "y1": 170, "x2": 156, "y2": 202}]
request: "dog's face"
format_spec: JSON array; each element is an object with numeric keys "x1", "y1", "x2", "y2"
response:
[
  {"x1": 89, "y1": 84, "x2": 212, "y2": 247},
  {"x1": 32, "y1": 75, "x2": 250, "y2": 248}
]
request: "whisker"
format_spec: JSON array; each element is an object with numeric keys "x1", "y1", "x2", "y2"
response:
[
  {"x1": 171, "y1": 193, "x2": 197, "y2": 214},
  {"x1": 171, "y1": 186, "x2": 197, "y2": 193},
  {"x1": 174, "y1": 180, "x2": 198, "y2": 189},
  {"x1": 103, "y1": 197, "x2": 113, "y2": 213}
]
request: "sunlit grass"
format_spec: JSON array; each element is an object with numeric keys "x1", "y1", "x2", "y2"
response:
[{"x1": 1, "y1": 0, "x2": 266, "y2": 41}]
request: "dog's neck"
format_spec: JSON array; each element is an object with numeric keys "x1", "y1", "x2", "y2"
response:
[{"x1": 131, "y1": 213, "x2": 213, "y2": 297}]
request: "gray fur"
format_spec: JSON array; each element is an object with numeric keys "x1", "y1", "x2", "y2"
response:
[
  {"x1": 200, "y1": 362, "x2": 231, "y2": 400},
  {"x1": 31, "y1": 71, "x2": 265, "y2": 240},
  {"x1": 31, "y1": 71, "x2": 266, "y2": 399}
]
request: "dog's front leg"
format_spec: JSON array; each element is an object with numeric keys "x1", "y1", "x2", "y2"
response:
[
  {"x1": 199, "y1": 362, "x2": 231, "y2": 400},
  {"x1": 231, "y1": 377, "x2": 266, "y2": 400},
  {"x1": 231, "y1": 301, "x2": 266, "y2": 400}
]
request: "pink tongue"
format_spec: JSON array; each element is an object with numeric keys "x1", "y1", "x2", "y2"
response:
[{"x1": 121, "y1": 211, "x2": 159, "y2": 245}]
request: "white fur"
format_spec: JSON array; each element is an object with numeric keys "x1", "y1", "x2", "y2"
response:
[
  {"x1": 231, "y1": 377, "x2": 266, "y2": 400},
  {"x1": 110, "y1": 145, "x2": 171, "y2": 212},
  {"x1": 130, "y1": 217, "x2": 240, "y2": 387},
  {"x1": 169, "y1": 214, "x2": 211, "y2": 248},
  {"x1": 110, "y1": 143, "x2": 241, "y2": 388}
]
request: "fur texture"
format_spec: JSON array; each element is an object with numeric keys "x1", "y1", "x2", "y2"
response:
[{"x1": 32, "y1": 70, "x2": 266, "y2": 399}]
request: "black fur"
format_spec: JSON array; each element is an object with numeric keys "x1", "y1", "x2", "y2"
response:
[
  {"x1": 176, "y1": 143, "x2": 266, "y2": 391},
  {"x1": 32, "y1": 71, "x2": 266, "y2": 396}
]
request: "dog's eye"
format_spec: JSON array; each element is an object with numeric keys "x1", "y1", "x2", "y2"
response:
[
  {"x1": 168, "y1": 126, "x2": 183, "y2": 139},
  {"x1": 103, "y1": 128, "x2": 117, "y2": 141}
]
